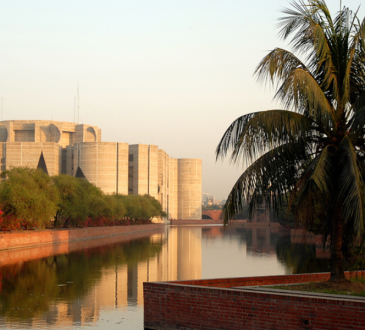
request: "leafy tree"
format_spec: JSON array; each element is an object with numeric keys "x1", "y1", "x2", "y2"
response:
[
  {"x1": 142, "y1": 194, "x2": 166, "y2": 219},
  {"x1": 52, "y1": 175, "x2": 101, "y2": 227},
  {"x1": 121, "y1": 195, "x2": 142, "y2": 221},
  {"x1": 202, "y1": 205, "x2": 222, "y2": 211},
  {"x1": 67, "y1": 179, "x2": 105, "y2": 226},
  {"x1": 101, "y1": 194, "x2": 127, "y2": 221},
  {"x1": 121, "y1": 194, "x2": 165, "y2": 222},
  {"x1": 216, "y1": 0, "x2": 365, "y2": 281},
  {"x1": 0, "y1": 167, "x2": 59, "y2": 228},
  {"x1": 53, "y1": 174, "x2": 86, "y2": 227}
]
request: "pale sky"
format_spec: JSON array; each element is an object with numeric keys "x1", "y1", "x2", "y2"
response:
[{"x1": 0, "y1": 0, "x2": 363, "y2": 199}]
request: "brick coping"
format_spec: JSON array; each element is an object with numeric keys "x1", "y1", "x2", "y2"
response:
[
  {"x1": 148, "y1": 284, "x2": 365, "y2": 307},
  {"x1": 145, "y1": 271, "x2": 365, "y2": 306},
  {"x1": 234, "y1": 286, "x2": 365, "y2": 302}
]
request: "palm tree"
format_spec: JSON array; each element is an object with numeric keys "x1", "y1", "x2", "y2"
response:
[{"x1": 216, "y1": 0, "x2": 365, "y2": 281}]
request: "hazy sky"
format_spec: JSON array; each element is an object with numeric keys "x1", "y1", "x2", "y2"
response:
[{"x1": 0, "y1": 0, "x2": 363, "y2": 199}]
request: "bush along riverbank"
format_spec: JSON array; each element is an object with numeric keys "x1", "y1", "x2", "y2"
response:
[{"x1": 0, "y1": 167, "x2": 166, "y2": 231}]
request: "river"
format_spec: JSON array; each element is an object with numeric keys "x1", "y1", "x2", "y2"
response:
[{"x1": 0, "y1": 225, "x2": 330, "y2": 329}]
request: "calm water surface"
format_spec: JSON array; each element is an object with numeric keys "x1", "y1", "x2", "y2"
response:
[{"x1": 0, "y1": 225, "x2": 330, "y2": 329}]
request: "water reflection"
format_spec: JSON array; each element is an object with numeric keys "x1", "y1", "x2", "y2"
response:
[
  {"x1": 201, "y1": 225, "x2": 278, "y2": 254},
  {"x1": 277, "y1": 235, "x2": 330, "y2": 274},
  {"x1": 0, "y1": 225, "x2": 330, "y2": 329}
]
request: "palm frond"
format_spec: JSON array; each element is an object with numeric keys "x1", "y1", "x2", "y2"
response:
[
  {"x1": 349, "y1": 91, "x2": 365, "y2": 139},
  {"x1": 276, "y1": 68, "x2": 335, "y2": 132},
  {"x1": 278, "y1": 1, "x2": 339, "y2": 100},
  {"x1": 255, "y1": 48, "x2": 307, "y2": 85},
  {"x1": 348, "y1": 17, "x2": 365, "y2": 107},
  {"x1": 216, "y1": 110, "x2": 313, "y2": 165},
  {"x1": 342, "y1": 39, "x2": 358, "y2": 108},
  {"x1": 337, "y1": 136, "x2": 365, "y2": 238},
  {"x1": 302, "y1": 144, "x2": 334, "y2": 193},
  {"x1": 216, "y1": 112, "x2": 258, "y2": 161},
  {"x1": 311, "y1": 23, "x2": 338, "y2": 96},
  {"x1": 294, "y1": 144, "x2": 334, "y2": 227},
  {"x1": 222, "y1": 141, "x2": 308, "y2": 223},
  {"x1": 277, "y1": 0, "x2": 333, "y2": 47}
]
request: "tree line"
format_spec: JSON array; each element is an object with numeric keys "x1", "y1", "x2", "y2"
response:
[{"x1": 0, "y1": 167, "x2": 166, "y2": 230}]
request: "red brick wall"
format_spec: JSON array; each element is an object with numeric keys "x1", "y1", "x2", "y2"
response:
[
  {"x1": 144, "y1": 271, "x2": 365, "y2": 330},
  {"x1": 0, "y1": 224, "x2": 164, "y2": 250},
  {"x1": 0, "y1": 228, "x2": 164, "y2": 267},
  {"x1": 201, "y1": 210, "x2": 223, "y2": 220}
]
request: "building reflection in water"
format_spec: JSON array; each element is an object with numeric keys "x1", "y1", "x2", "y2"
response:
[
  {"x1": 202, "y1": 225, "x2": 278, "y2": 255},
  {"x1": 247, "y1": 227, "x2": 277, "y2": 254},
  {"x1": 0, "y1": 226, "x2": 202, "y2": 329},
  {"x1": 0, "y1": 225, "x2": 328, "y2": 329}
]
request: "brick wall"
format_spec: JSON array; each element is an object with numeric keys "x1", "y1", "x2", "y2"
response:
[
  {"x1": 144, "y1": 271, "x2": 365, "y2": 330},
  {"x1": 0, "y1": 228, "x2": 164, "y2": 267},
  {"x1": 201, "y1": 210, "x2": 223, "y2": 220},
  {"x1": 0, "y1": 223, "x2": 164, "y2": 250}
]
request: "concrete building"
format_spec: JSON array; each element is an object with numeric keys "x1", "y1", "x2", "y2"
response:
[{"x1": 0, "y1": 120, "x2": 202, "y2": 220}]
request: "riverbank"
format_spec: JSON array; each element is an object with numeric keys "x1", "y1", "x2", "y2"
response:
[
  {"x1": 0, "y1": 223, "x2": 164, "y2": 251},
  {"x1": 0, "y1": 227, "x2": 165, "y2": 267}
]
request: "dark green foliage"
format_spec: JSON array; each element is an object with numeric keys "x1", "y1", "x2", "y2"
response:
[
  {"x1": 0, "y1": 168, "x2": 165, "y2": 229},
  {"x1": 0, "y1": 167, "x2": 59, "y2": 228},
  {"x1": 52, "y1": 175, "x2": 92, "y2": 227},
  {"x1": 276, "y1": 236, "x2": 330, "y2": 274},
  {"x1": 344, "y1": 245, "x2": 365, "y2": 271},
  {"x1": 202, "y1": 205, "x2": 222, "y2": 211},
  {"x1": 121, "y1": 194, "x2": 166, "y2": 222}
]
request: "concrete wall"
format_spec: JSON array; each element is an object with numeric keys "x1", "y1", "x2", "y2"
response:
[
  {"x1": 144, "y1": 271, "x2": 365, "y2": 330},
  {"x1": 3, "y1": 142, "x2": 60, "y2": 176},
  {"x1": 0, "y1": 120, "x2": 101, "y2": 145},
  {"x1": 116, "y1": 143, "x2": 128, "y2": 195},
  {"x1": 158, "y1": 149, "x2": 170, "y2": 215},
  {"x1": 128, "y1": 147, "x2": 202, "y2": 220},
  {"x1": 128, "y1": 144, "x2": 158, "y2": 199},
  {"x1": 73, "y1": 142, "x2": 128, "y2": 194},
  {"x1": 177, "y1": 159, "x2": 202, "y2": 220},
  {"x1": 128, "y1": 148, "x2": 202, "y2": 220},
  {"x1": 168, "y1": 158, "x2": 178, "y2": 219}
]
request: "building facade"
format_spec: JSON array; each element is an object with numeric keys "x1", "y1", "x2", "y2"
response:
[{"x1": 0, "y1": 120, "x2": 202, "y2": 220}]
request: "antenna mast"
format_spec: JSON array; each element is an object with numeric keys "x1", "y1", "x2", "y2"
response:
[
  {"x1": 77, "y1": 83, "x2": 80, "y2": 124},
  {"x1": 74, "y1": 96, "x2": 76, "y2": 123}
]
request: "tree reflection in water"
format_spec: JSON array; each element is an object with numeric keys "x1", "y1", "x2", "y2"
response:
[
  {"x1": 0, "y1": 237, "x2": 163, "y2": 321},
  {"x1": 276, "y1": 236, "x2": 330, "y2": 274}
]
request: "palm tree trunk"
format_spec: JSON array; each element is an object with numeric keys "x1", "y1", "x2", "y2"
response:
[{"x1": 330, "y1": 212, "x2": 346, "y2": 281}]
